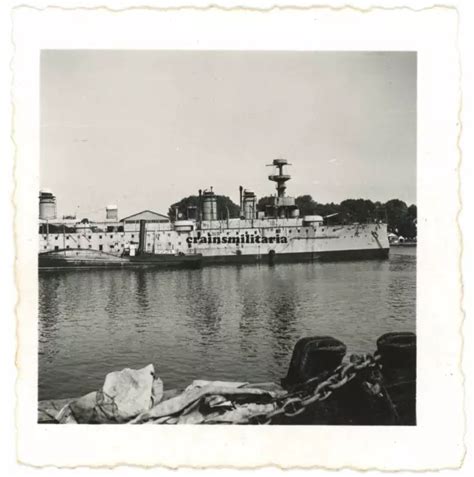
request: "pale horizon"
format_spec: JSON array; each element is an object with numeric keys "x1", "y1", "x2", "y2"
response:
[{"x1": 41, "y1": 50, "x2": 416, "y2": 221}]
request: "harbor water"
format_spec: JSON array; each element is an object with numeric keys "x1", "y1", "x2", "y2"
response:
[{"x1": 38, "y1": 247, "x2": 416, "y2": 400}]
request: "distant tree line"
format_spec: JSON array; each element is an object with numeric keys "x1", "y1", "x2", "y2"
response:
[
  {"x1": 169, "y1": 194, "x2": 417, "y2": 238},
  {"x1": 258, "y1": 195, "x2": 417, "y2": 238},
  {"x1": 168, "y1": 195, "x2": 240, "y2": 221}
]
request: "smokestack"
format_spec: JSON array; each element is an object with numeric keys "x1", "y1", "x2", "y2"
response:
[
  {"x1": 198, "y1": 189, "x2": 202, "y2": 223},
  {"x1": 187, "y1": 206, "x2": 197, "y2": 221},
  {"x1": 138, "y1": 219, "x2": 146, "y2": 255},
  {"x1": 239, "y1": 185, "x2": 243, "y2": 219},
  {"x1": 202, "y1": 189, "x2": 217, "y2": 221},
  {"x1": 39, "y1": 189, "x2": 57, "y2": 220},
  {"x1": 106, "y1": 204, "x2": 118, "y2": 221}
]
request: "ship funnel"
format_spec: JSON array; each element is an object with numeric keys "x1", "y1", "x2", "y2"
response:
[
  {"x1": 242, "y1": 189, "x2": 256, "y2": 220},
  {"x1": 239, "y1": 185, "x2": 243, "y2": 218},
  {"x1": 202, "y1": 188, "x2": 217, "y2": 221}
]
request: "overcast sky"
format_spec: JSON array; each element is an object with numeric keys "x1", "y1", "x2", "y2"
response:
[{"x1": 41, "y1": 50, "x2": 416, "y2": 220}]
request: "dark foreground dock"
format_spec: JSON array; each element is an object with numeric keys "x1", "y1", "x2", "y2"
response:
[{"x1": 38, "y1": 332, "x2": 416, "y2": 425}]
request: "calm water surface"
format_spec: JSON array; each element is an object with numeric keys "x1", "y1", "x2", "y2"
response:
[{"x1": 39, "y1": 248, "x2": 416, "y2": 400}]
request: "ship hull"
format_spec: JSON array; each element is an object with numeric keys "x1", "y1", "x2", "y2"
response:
[
  {"x1": 39, "y1": 222, "x2": 390, "y2": 269},
  {"x1": 198, "y1": 247, "x2": 389, "y2": 265},
  {"x1": 38, "y1": 246, "x2": 388, "y2": 271},
  {"x1": 38, "y1": 249, "x2": 202, "y2": 271}
]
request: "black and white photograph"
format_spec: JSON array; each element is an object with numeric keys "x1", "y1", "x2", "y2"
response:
[
  {"x1": 37, "y1": 50, "x2": 417, "y2": 426},
  {"x1": 6, "y1": 2, "x2": 469, "y2": 471}
]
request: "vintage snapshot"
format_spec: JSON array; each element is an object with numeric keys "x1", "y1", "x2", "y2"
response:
[
  {"x1": 14, "y1": 4, "x2": 463, "y2": 470},
  {"x1": 38, "y1": 50, "x2": 417, "y2": 427}
]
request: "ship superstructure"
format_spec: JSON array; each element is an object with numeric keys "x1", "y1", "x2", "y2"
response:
[{"x1": 39, "y1": 160, "x2": 389, "y2": 267}]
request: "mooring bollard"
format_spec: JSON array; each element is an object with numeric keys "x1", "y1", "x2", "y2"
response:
[
  {"x1": 376, "y1": 331, "x2": 416, "y2": 424},
  {"x1": 281, "y1": 336, "x2": 347, "y2": 389},
  {"x1": 376, "y1": 332, "x2": 416, "y2": 376},
  {"x1": 275, "y1": 333, "x2": 417, "y2": 425}
]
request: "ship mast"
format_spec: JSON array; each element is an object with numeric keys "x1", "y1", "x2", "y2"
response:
[
  {"x1": 268, "y1": 158, "x2": 292, "y2": 198},
  {"x1": 267, "y1": 159, "x2": 296, "y2": 218}
]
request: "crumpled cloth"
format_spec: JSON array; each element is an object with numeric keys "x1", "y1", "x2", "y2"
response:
[
  {"x1": 55, "y1": 364, "x2": 163, "y2": 423},
  {"x1": 39, "y1": 372, "x2": 285, "y2": 424},
  {"x1": 131, "y1": 382, "x2": 284, "y2": 424}
]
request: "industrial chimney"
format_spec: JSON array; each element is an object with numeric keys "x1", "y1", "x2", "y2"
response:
[
  {"x1": 39, "y1": 189, "x2": 57, "y2": 220},
  {"x1": 106, "y1": 204, "x2": 118, "y2": 221}
]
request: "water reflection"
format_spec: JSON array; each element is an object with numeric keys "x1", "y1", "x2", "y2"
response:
[
  {"x1": 104, "y1": 272, "x2": 123, "y2": 322},
  {"x1": 266, "y1": 277, "x2": 298, "y2": 369},
  {"x1": 184, "y1": 270, "x2": 223, "y2": 345},
  {"x1": 39, "y1": 248, "x2": 416, "y2": 400},
  {"x1": 38, "y1": 273, "x2": 61, "y2": 361},
  {"x1": 239, "y1": 286, "x2": 261, "y2": 359}
]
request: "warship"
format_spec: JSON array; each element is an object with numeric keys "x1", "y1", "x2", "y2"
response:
[{"x1": 38, "y1": 160, "x2": 389, "y2": 269}]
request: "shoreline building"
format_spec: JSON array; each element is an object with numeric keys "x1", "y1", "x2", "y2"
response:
[{"x1": 39, "y1": 198, "x2": 172, "y2": 254}]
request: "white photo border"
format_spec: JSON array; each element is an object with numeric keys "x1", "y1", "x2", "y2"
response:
[{"x1": 13, "y1": 2, "x2": 464, "y2": 469}]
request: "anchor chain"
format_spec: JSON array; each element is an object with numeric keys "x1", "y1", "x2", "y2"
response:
[{"x1": 248, "y1": 352, "x2": 382, "y2": 424}]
